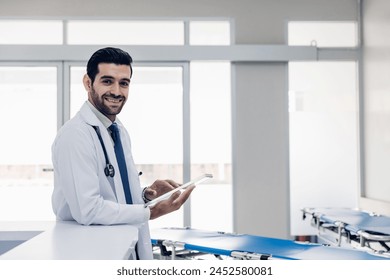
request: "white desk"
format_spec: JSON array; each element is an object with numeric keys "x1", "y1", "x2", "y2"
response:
[{"x1": 0, "y1": 221, "x2": 138, "y2": 260}]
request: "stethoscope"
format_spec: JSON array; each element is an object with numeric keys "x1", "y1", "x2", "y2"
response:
[{"x1": 92, "y1": 125, "x2": 115, "y2": 177}]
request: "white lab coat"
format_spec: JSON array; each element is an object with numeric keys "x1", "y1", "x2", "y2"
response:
[{"x1": 52, "y1": 102, "x2": 153, "y2": 259}]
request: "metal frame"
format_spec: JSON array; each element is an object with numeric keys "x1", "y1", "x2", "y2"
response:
[
  {"x1": 64, "y1": 61, "x2": 192, "y2": 227},
  {"x1": 153, "y1": 239, "x2": 271, "y2": 260},
  {"x1": 0, "y1": 45, "x2": 322, "y2": 62},
  {"x1": 302, "y1": 208, "x2": 390, "y2": 256}
]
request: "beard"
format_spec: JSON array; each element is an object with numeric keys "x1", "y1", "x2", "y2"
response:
[{"x1": 89, "y1": 87, "x2": 127, "y2": 120}]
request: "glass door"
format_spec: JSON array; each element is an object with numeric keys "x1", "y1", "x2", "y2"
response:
[
  {"x1": 288, "y1": 21, "x2": 359, "y2": 236},
  {"x1": 68, "y1": 61, "x2": 232, "y2": 231},
  {"x1": 69, "y1": 64, "x2": 184, "y2": 228},
  {"x1": 0, "y1": 65, "x2": 58, "y2": 221}
]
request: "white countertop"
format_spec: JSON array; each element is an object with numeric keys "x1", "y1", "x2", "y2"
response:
[{"x1": 0, "y1": 221, "x2": 138, "y2": 260}]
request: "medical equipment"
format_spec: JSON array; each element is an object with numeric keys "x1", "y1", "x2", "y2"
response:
[
  {"x1": 302, "y1": 207, "x2": 390, "y2": 255},
  {"x1": 92, "y1": 125, "x2": 115, "y2": 177},
  {"x1": 151, "y1": 227, "x2": 390, "y2": 260}
]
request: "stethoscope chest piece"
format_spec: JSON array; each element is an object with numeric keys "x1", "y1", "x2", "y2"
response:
[{"x1": 105, "y1": 163, "x2": 115, "y2": 177}]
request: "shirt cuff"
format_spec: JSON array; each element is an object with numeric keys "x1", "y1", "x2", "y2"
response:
[{"x1": 144, "y1": 205, "x2": 151, "y2": 221}]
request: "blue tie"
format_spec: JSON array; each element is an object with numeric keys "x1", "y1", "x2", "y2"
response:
[{"x1": 109, "y1": 123, "x2": 133, "y2": 204}]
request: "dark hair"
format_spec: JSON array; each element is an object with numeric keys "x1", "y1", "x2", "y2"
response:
[{"x1": 86, "y1": 47, "x2": 133, "y2": 84}]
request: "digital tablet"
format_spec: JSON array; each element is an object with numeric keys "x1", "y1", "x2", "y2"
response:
[{"x1": 145, "y1": 173, "x2": 213, "y2": 207}]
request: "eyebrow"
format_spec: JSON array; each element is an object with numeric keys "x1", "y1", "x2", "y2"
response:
[{"x1": 99, "y1": 75, "x2": 131, "y2": 82}]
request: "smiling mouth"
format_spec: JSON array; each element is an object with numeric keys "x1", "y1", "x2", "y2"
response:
[{"x1": 104, "y1": 96, "x2": 124, "y2": 103}]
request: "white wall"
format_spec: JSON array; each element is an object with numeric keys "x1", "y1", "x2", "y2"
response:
[
  {"x1": 0, "y1": 0, "x2": 359, "y2": 238},
  {"x1": 361, "y1": 0, "x2": 390, "y2": 215},
  {"x1": 234, "y1": 62, "x2": 290, "y2": 237}
]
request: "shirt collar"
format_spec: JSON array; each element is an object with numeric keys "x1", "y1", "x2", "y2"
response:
[{"x1": 86, "y1": 100, "x2": 114, "y2": 129}]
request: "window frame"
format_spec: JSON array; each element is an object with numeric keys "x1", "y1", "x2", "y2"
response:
[{"x1": 0, "y1": 17, "x2": 362, "y2": 227}]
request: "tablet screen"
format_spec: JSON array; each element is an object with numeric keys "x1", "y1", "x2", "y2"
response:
[{"x1": 145, "y1": 173, "x2": 213, "y2": 207}]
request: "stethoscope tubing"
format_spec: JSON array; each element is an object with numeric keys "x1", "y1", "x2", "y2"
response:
[{"x1": 92, "y1": 125, "x2": 115, "y2": 177}]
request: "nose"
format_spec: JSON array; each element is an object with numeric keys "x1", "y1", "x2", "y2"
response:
[{"x1": 111, "y1": 82, "x2": 121, "y2": 95}]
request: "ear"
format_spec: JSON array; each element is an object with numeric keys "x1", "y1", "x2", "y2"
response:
[{"x1": 83, "y1": 74, "x2": 92, "y2": 91}]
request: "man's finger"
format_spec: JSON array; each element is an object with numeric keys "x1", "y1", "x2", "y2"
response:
[
  {"x1": 173, "y1": 185, "x2": 196, "y2": 204},
  {"x1": 165, "y1": 179, "x2": 180, "y2": 188}
]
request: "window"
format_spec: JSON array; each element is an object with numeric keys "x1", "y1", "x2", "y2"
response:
[
  {"x1": 288, "y1": 21, "x2": 358, "y2": 47},
  {"x1": 66, "y1": 19, "x2": 232, "y2": 229},
  {"x1": 189, "y1": 21, "x2": 231, "y2": 45},
  {"x1": 190, "y1": 62, "x2": 232, "y2": 232},
  {"x1": 0, "y1": 19, "x2": 232, "y2": 230},
  {"x1": 288, "y1": 21, "x2": 359, "y2": 236},
  {"x1": 69, "y1": 62, "x2": 232, "y2": 231},
  {"x1": 130, "y1": 66, "x2": 184, "y2": 228},
  {"x1": 67, "y1": 20, "x2": 184, "y2": 45},
  {"x1": 0, "y1": 66, "x2": 57, "y2": 220},
  {"x1": 0, "y1": 19, "x2": 231, "y2": 46},
  {"x1": 0, "y1": 20, "x2": 63, "y2": 45}
]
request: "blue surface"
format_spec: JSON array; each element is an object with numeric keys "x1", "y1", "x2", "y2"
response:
[
  {"x1": 151, "y1": 227, "x2": 390, "y2": 260},
  {"x1": 306, "y1": 207, "x2": 390, "y2": 235}
]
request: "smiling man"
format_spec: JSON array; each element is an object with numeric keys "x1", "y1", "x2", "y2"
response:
[
  {"x1": 85, "y1": 62, "x2": 130, "y2": 121},
  {"x1": 51, "y1": 47, "x2": 194, "y2": 259}
]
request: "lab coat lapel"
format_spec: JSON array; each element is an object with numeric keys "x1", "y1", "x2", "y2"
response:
[{"x1": 79, "y1": 103, "x2": 127, "y2": 204}]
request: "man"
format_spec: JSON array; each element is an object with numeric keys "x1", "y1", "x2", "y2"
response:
[{"x1": 51, "y1": 47, "x2": 194, "y2": 259}]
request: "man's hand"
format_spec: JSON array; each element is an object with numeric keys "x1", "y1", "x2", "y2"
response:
[
  {"x1": 144, "y1": 179, "x2": 180, "y2": 201},
  {"x1": 149, "y1": 185, "x2": 195, "y2": 220}
]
